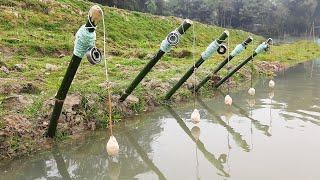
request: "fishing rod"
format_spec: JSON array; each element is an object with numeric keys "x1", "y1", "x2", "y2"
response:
[
  {"x1": 119, "y1": 20, "x2": 193, "y2": 102},
  {"x1": 215, "y1": 38, "x2": 273, "y2": 88},
  {"x1": 164, "y1": 30, "x2": 229, "y2": 100},
  {"x1": 196, "y1": 97, "x2": 250, "y2": 152},
  {"x1": 195, "y1": 36, "x2": 253, "y2": 92},
  {"x1": 165, "y1": 106, "x2": 230, "y2": 177},
  {"x1": 47, "y1": 5, "x2": 104, "y2": 137}
]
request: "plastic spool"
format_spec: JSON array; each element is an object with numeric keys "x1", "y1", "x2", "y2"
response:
[
  {"x1": 86, "y1": 47, "x2": 102, "y2": 65},
  {"x1": 167, "y1": 30, "x2": 180, "y2": 46},
  {"x1": 217, "y1": 44, "x2": 227, "y2": 54}
]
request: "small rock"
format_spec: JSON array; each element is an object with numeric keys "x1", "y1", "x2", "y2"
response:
[
  {"x1": 64, "y1": 94, "x2": 82, "y2": 112},
  {"x1": 20, "y1": 83, "x2": 40, "y2": 94},
  {"x1": 3, "y1": 95, "x2": 34, "y2": 110},
  {"x1": 126, "y1": 95, "x2": 139, "y2": 103},
  {"x1": 45, "y1": 64, "x2": 59, "y2": 71},
  {"x1": 0, "y1": 66, "x2": 9, "y2": 74},
  {"x1": 13, "y1": 64, "x2": 26, "y2": 72},
  {"x1": 58, "y1": 53, "x2": 66, "y2": 58}
]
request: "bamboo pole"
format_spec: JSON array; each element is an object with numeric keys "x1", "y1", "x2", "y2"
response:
[
  {"x1": 47, "y1": 6, "x2": 102, "y2": 137},
  {"x1": 164, "y1": 30, "x2": 229, "y2": 100},
  {"x1": 119, "y1": 20, "x2": 193, "y2": 102},
  {"x1": 195, "y1": 36, "x2": 253, "y2": 92},
  {"x1": 215, "y1": 38, "x2": 272, "y2": 88}
]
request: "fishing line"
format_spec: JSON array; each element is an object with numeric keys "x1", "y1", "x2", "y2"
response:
[
  {"x1": 95, "y1": 5, "x2": 119, "y2": 156},
  {"x1": 224, "y1": 32, "x2": 232, "y2": 106}
]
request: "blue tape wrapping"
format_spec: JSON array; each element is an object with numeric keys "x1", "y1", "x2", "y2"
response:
[
  {"x1": 254, "y1": 42, "x2": 268, "y2": 54},
  {"x1": 160, "y1": 39, "x2": 172, "y2": 53},
  {"x1": 230, "y1": 44, "x2": 245, "y2": 57},
  {"x1": 73, "y1": 25, "x2": 96, "y2": 58},
  {"x1": 201, "y1": 40, "x2": 219, "y2": 60}
]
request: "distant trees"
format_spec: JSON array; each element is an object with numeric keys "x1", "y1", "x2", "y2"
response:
[{"x1": 90, "y1": 0, "x2": 320, "y2": 37}]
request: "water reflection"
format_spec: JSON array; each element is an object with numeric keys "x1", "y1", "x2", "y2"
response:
[
  {"x1": 1, "y1": 59, "x2": 320, "y2": 179},
  {"x1": 165, "y1": 106, "x2": 230, "y2": 177},
  {"x1": 197, "y1": 97, "x2": 250, "y2": 152}
]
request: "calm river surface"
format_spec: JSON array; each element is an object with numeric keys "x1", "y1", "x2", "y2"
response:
[{"x1": 1, "y1": 59, "x2": 320, "y2": 180}]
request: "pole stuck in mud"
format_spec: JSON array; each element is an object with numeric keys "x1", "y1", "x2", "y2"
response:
[
  {"x1": 119, "y1": 20, "x2": 193, "y2": 102},
  {"x1": 164, "y1": 30, "x2": 229, "y2": 100},
  {"x1": 194, "y1": 36, "x2": 253, "y2": 92},
  {"x1": 47, "y1": 6, "x2": 103, "y2": 138},
  {"x1": 214, "y1": 38, "x2": 273, "y2": 88}
]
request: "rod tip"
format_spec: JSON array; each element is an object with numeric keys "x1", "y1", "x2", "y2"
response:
[
  {"x1": 184, "y1": 19, "x2": 193, "y2": 25},
  {"x1": 89, "y1": 5, "x2": 103, "y2": 25},
  {"x1": 224, "y1": 30, "x2": 230, "y2": 36}
]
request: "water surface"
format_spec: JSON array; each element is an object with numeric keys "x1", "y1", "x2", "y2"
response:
[{"x1": 1, "y1": 59, "x2": 320, "y2": 180}]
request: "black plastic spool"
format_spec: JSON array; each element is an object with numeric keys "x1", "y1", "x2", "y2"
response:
[
  {"x1": 86, "y1": 47, "x2": 102, "y2": 65},
  {"x1": 217, "y1": 44, "x2": 227, "y2": 55},
  {"x1": 167, "y1": 31, "x2": 180, "y2": 46}
]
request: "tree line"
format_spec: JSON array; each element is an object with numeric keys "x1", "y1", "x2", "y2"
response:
[{"x1": 91, "y1": 0, "x2": 320, "y2": 37}]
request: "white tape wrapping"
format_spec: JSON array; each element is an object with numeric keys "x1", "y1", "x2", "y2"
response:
[
  {"x1": 160, "y1": 39, "x2": 172, "y2": 53},
  {"x1": 254, "y1": 42, "x2": 268, "y2": 54},
  {"x1": 201, "y1": 40, "x2": 220, "y2": 60},
  {"x1": 73, "y1": 25, "x2": 96, "y2": 58},
  {"x1": 230, "y1": 44, "x2": 245, "y2": 57}
]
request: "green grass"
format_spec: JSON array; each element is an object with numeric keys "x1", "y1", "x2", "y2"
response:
[{"x1": 0, "y1": 0, "x2": 320, "y2": 159}]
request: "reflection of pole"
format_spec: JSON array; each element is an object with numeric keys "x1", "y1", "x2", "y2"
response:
[
  {"x1": 164, "y1": 31, "x2": 229, "y2": 100},
  {"x1": 124, "y1": 129, "x2": 166, "y2": 180},
  {"x1": 119, "y1": 20, "x2": 192, "y2": 102},
  {"x1": 217, "y1": 90, "x2": 271, "y2": 136},
  {"x1": 165, "y1": 106, "x2": 230, "y2": 177},
  {"x1": 52, "y1": 146, "x2": 71, "y2": 180},
  {"x1": 195, "y1": 36, "x2": 253, "y2": 92},
  {"x1": 196, "y1": 97, "x2": 250, "y2": 152}
]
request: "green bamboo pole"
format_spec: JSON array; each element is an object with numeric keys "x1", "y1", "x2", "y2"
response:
[
  {"x1": 165, "y1": 106, "x2": 230, "y2": 177},
  {"x1": 47, "y1": 6, "x2": 101, "y2": 138},
  {"x1": 214, "y1": 38, "x2": 272, "y2": 88},
  {"x1": 119, "y1": 19, "x2": 193, "y2": 102},
  {"x1": 164, "y1": 30, "x2": 229, "y2": 100},
  {"x1": 195, "y1": 36, "x2": 253, "y2": 92}
]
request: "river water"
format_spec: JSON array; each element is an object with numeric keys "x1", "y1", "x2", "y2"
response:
[{"x1": 1, "y1": 59, "x2": 320, "y2": 180}]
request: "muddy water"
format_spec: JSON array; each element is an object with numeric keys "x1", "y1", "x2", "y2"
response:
[{"x1": 1, "y1": 59, "x2": 320, "y2": 180}]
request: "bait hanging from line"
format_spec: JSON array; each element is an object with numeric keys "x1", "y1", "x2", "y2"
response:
[
  {"x1": 107, "y1": 136, "x2": 119, "y2": 156},
  {"x1": 224, "y1": 95, "x2": 233, "y2": 106},
  {"x1": 191, "y1": 126, "x2": 201, "y2": 141},
  {"x1": 191, "y1": 109, "x2": 201, "y2": 124},
  {"x1": 248, "y1": 88, "x2": 256, "y2": 96},
  {"x1": 269, "y1": 80, "x2": 275, "y2": 88}
]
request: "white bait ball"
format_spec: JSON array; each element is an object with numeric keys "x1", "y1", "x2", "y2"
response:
[
  {"x1": 224, "y1": 95, "x2": 233, "y2": 106},
  {"x1": 191, "y1": 109, "x2": 201, "y2": 124},
  {"x1": 269, "y1": 80, "x2": 275, "y2": 88},
  {"x1": 106, "y1": 136, "x2": 119, "y2": 156},
  {"x1": 248, "y1": 88, "x2": 256, "y2": 96}
]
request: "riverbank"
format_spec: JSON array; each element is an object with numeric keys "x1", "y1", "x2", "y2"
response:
[{"x1": 1, "y1": 0, "x2": 320, "y2": 160}]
